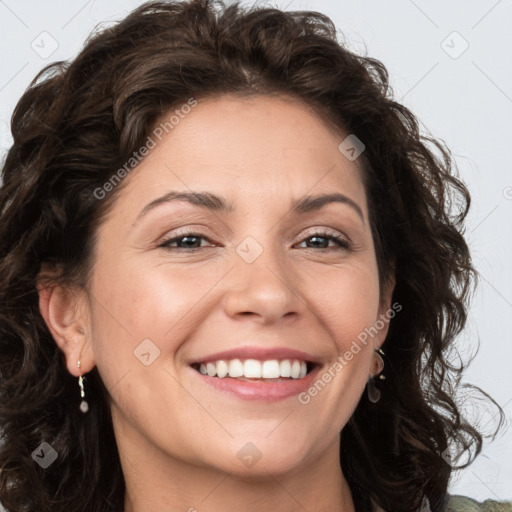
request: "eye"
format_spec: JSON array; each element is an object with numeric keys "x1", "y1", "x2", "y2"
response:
[
  {"x1": 158, "y1": 232, "x2": 215, "y2": 250},
  {"x1": 296, "y1": 231, "x2": 350, "y2": 251},
  {"x1": 158, "y1": 230, "x2": 351, "y2": 251}
]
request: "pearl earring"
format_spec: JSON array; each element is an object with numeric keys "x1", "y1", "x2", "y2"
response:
[{"x1": 76, "y1": 360, "x2": 89, "y2": 413}]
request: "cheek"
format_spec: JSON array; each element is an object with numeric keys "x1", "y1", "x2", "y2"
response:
[
  {"x1": 86, "y1": 257, "x2": 226, "y2": 383},
  {"x1": 302, "y1": 261, "x2": 380, "y2": 400},
  {"x1": 308, "y1": 261, "x2": 381, "y2": 344}
]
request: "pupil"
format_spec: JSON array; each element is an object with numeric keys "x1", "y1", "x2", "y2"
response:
[
  {"x1": 310, "y1": 236, "x2": 326, "y2": 248},
  {"x1": 182, "y1": 236, "x2": 198, "y2": 247}
]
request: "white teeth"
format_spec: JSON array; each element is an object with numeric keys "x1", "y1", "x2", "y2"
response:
[
  {"x1": 262, "y1": 360, "x2": 280, "y2": 379},
  {"x1": 206, "y1": 362, "x2": 216, "y2": 377},
  {"x1": 216, "y1": 360, "x2": 229, "y2": 378},
  {"x1": 228, "y1": 359, "x2": 244, "y2": 378},
  {"x1": 195, "y1": 358, "x2": 309, "y2": 380},
  {"x1": 279, "y1": 360, "x2": 291, "y2": 377},
  {"x1": 291, "y1": 360, "x2": 301, "y2": 379},
  {"x1": 244, "y1": 359, "x2": 262, "y2": 378}
]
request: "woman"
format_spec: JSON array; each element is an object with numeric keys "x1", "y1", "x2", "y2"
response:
[{"x1": 0, "y1": 1, "x2": 510, "y2": 511}]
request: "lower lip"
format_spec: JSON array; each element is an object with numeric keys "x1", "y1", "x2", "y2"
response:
[{"x1": 190, "y1": 364, "x2": 323, "y2": 402}]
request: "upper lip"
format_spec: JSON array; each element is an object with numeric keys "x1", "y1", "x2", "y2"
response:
[{"x1": 189, "y1": 346, "x2": 323, "y2": 365}]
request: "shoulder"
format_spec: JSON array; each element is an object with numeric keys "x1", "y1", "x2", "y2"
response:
[{"x1": 445, "y1": 494, "x2": 512, "y2": 512}]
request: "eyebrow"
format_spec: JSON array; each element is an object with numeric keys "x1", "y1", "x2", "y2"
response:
[{"x1": 134, "y1": 191, "x2": 364, "y2": 225}]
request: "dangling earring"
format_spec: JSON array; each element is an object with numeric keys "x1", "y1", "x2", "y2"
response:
[
  {"x1": 76, "y1": 360, "x2": 89, "y2": 413},
  {"x1": 367, "y1": 348, "x2": 386, "y2": 404}
]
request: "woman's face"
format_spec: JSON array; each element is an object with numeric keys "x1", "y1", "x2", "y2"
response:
[{"x1": 68, "y1": 95, "x2": 393, "y2": 477}]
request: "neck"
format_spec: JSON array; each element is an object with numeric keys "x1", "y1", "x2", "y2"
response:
[
  {"x1": 123, "y1": 463, "x2": 355, "y2": 512},
  {"x1": 118, "y1": 423, "x2": 356, "y2": 512}
]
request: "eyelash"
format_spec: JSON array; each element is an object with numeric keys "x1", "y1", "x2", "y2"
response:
[{"x1": 158, "y1": 231, "x2": 351, "y2": 251}]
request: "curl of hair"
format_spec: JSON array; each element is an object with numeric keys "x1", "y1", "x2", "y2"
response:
[{"x1": 0, "y1": 1, "x2": 505, "y2": 511}]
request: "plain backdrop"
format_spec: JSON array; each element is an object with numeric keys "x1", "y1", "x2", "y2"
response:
[{"x1": 0, "y1": 0, "x2": 511, "y2": 504}]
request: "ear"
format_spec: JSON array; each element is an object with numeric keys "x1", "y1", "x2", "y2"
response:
[
  {"x1": 37, "y1": 275, "x2": 95, "y2": 377},
  {"x1": 375, "y1": 270, "x2": 397, "y2": 350}
]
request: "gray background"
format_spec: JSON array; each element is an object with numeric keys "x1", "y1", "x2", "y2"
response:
[{"x1": 0, "y1": 0, "x2": 511, "y2": 503}]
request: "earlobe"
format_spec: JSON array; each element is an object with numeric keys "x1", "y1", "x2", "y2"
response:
[{"x1": 37, "y1": 281, "x2": 95, "y2": 377}]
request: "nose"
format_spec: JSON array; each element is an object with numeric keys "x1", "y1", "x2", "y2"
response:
[{"x1": 222, "y1": 240, "x2": 304, "y2": 325}]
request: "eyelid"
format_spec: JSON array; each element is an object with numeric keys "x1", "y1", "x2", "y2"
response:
[
  {"x1": 160, "y1": 226, "x2": 348, "y2": 243},
  {"x1": 160, "y1": 225, "x2": 216, "y2": 240},
  {"x1": 300, "y1": 226, "x2": 342, "y2": 236},
  {"x1": 298, "y1": 226, "x2": 350, "y2": 243}
]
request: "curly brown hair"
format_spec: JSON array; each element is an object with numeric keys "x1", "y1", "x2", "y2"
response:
[{"x1": 0, "y1": 1, "x2": 506, "y2": 511}]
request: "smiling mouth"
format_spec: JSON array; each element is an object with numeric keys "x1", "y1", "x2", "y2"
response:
[{"x1": 190, "y1": 359, "x2": 317, "y2": 381}]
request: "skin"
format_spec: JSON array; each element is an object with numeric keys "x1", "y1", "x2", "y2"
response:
[{"x1": 38, "y1": 94, "x2": 394, "y2": 512}]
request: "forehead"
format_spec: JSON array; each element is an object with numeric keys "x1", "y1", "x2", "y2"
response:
[{"x1": 114, "y1": 94, "x2": 368, "y2": 216}]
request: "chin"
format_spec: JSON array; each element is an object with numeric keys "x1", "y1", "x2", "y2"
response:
[{"x1": 195, "y1": 437, "x2": 313, "y2": 479}]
